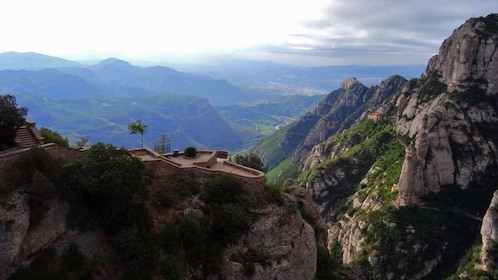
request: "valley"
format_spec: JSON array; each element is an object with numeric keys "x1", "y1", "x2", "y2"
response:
[{"x1": 1, "y1": 12, "x2": 498, "y2": 280}]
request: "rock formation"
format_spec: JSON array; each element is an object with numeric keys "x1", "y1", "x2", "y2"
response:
[
  {"x1": 395, "y1": 14, "x2": 498, "y2": 203},
  {"x1": 432, "y1": 14, "x2": 498, "y2": 95},
  {"x1": 481, "y1": 190, "x2": 498, "y2": 267},
  {"x1": 294, "y1": 13, "x2": 498, "y2": 279},
  {"x1": 222, "y1": 202, "x2": 317, "y2": 280}
]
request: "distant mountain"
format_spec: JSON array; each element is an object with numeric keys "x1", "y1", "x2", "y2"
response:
[
  {"x1": 56, "y1": 58, "x2": 271, "y2": 105},
  {"x1": 170, "y1": 58, "x2": 424, "y2": 91},
  {"x1": 216, "y1": 95, "x2": 324, "y2": 147},
  {"x1": 0, "y1": 69, "x2": 102, "y2": 98},
  {"x1": 17, "y1": 92, "x2": 244, "y2": 150},
  {"x1": 255, "y1": 75, "x2": 407, "y2": 171},
  {"x1": 0, "y1": 51, "x2": 81, "y2": 70}
]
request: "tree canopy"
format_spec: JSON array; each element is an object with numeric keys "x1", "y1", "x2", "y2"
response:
[
  {"x1": 40, "y1": 128, "x2": 69, "y2": 147},
  {"x1": 128, "y1": 120, "x2": 147, "y2": 149},
  {"x1": 234, "y1": 152, "x2": 267, "y2": 172},
  {"x1": 0, "y1": 94, "x2": 27, "y2": 150}
]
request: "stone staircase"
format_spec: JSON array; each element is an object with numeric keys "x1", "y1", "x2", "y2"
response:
[{"x1": 15, "y1": 126, "x2": 39, "y2": 148}]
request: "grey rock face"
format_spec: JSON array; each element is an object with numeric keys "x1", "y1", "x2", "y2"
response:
[
  {"x1": 0, "y1": 189, "x2": 29, "y2": 277},
  {"x1": 481, "y1": 190, "x2": 498, "y2": 266},
  {"x1": 429, "y1": 15, "x2": 498, "y2": 95},
  {"x1": 222, "y1": 203, "x2": 317, "y2": 280},
  {"x1": 395, "y1": 15, "x2": 498, "y2": 204},
  {"x1": 0, "y1": 192, "x2": 70, "y2": 278}
]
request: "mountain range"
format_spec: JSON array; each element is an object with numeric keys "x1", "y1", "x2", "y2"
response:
[
  {"x1": 255, "y1": 13, "x2": 498, "y2": 279},
  {"x1": 1, "y1": 12, "x2": 498, "y2": 280},
  {"x1": 0, "y1": 51, "x2": 421, "y2": 151}
]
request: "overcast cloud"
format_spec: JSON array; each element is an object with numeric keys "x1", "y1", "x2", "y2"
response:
[
  {"x1": 255, "y1": 1, "x2": 496, "y2": 65},
  {"x1": 0, "y1": 0, "x2": 495, "y2": 66}
]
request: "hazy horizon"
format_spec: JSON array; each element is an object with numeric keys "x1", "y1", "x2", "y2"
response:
[{"x1": 0, "y1": 1, "x2": 495, "y2": 66}]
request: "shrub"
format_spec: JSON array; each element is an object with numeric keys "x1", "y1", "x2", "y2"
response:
[
  {"x1": 265, "y1": 184, "x2": 285, "y2": 205},
  {"x1": 211, "y1": 204, "x2": 250, "y2": 244},
  {"x1": 161, "y1": 254, "x2": 184, "y2": 280},
  {"x1": 202, "y1": 174, "x2": 243, "y2": 204},
  {"x1": 184, "y1": 146, "x2": 197, "y2": 157},
  {"x1": 29, "y1": 171, "x2": 56, "y2": 227},
  {"x1": 115, "y1": 226, "x2": 157, "y2": 279},
  {"x1": 159, "y1": 222, "x2": 181, "y2": 253},
  {"x1": 234, "y1": 153, "x2": 267, "y2": 172},
  {"x1": 10, "y1": 247, "x2": 66, "y2": 280},
  {"x1": 40, "y1": 127, "x2": 69, "y2": 147},
  {"x1": 11, "y1": 147, "x2": 58, "y2": 185},
  {"x1": 62, "y1": 243, "x2": 84, "y2": 272},
  {"x1": 178, "y1": 214, "x2": 207, "y2": 265}
]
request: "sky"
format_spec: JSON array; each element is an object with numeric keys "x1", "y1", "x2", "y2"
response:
[{"x1": 0, "y1": 0, "x2": 495, "y2": 66}]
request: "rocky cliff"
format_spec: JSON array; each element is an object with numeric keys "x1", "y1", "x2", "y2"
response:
[
  {"x1": 291, "y1": 13, "x2": 498, "y2": 279},
  {"x1": 0, "y1": 145, "x2": 321, "y2": 279},
  {"x1": 258, "y1": 75, "x2": 406, "y2": 185},
  {"x1": 395, "y1": 14, "x2": 498, "y2": 205}
]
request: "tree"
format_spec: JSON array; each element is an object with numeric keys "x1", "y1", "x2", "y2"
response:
[
  {"x1": 234, "y1": 153, "x2": 267, "y2": 172},
  {"x1": 40, "y1": 128, "x2": 68, "y2": 147},
  {"x1": 0, "y1": 94, "x2": 27, "y2": 150},
  {"x1": 75, "y1": 136, "x2": 89, "y2": 148},
  {"x1": 128, "y1": 120, "x2": 147, "y2": 149},
  {"x1": 184, "y1": 146, "x2": 197, "y2": 157}
]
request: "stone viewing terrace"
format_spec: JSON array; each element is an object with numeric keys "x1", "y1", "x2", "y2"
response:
[
  {"x1": 129, "y1": 148, "x2": 266, "y2": 194},
  {"x1": 129, "y1": 148, "x2": 265, "y2": 179}
]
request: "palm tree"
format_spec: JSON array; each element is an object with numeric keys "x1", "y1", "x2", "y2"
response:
[{"x1": 128, "y1": 119, "x2": 147, "y2": 149}]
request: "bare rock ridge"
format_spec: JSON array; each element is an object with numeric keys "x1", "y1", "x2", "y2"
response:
[
  {"x1": 396, "y1": 13, "x2": 498, "y2": 205},
  {"x1": 290, "y1": 13, "x2": 498, "y2": 280},
  {"x1": 292, "y1": 75, "x2": 406, "y2": 162},
  {"x1": 223, "y1": 201, "x2": 317, "y2": 280},
  {"x1": 429, "y1": 14, "x2": 498, "y2": 95}
]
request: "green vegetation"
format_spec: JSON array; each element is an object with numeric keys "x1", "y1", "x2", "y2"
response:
[
  {"x1": 40, "y1": 127, "x2": 69, "y2": 147},
  {"x1": 75, "y1": 136, "x2": 89, "y2": 148},
  {"x1": 297, "y1": 119, "x2": 403, "y2": 214},
  {"x1": 0, "y1": 148, "x2": 59, "y2": 226},
  {"x1": 449, "y1": 85, "x2": 490, "y2": 106},
  {"x1": 58, "y1": 143, "x2": 154, "y2": 278},
  {"x1": 216, "y1": 94, "x2": 323, "y2": 139},
  {"x1": 184, "y1": 146, "x2": 197, "y2": 157},
  {"x1": 346, "y1": 172, "x2": 497, "y2": 279},
  {"x1": 62, "y1": 243, "x2": 84, "y2": 272},
  {"x1": 128, "y1": 119, "x2": 147, "y2": 149},
  {"x1": 0, "y1": 94, "x2": 27, "y2": 150},
  {"x1": 3, "y1": 137, "x2": 299, "y2": 279},
  {"x1": 234, "y1": 152, "x2": 267, "y2": 172},
  {"x1": 265, "y1": 157, "x2": 300, "y2": 185},
  {"x1": 253, "y1": 123, "x2": 293, "y2": 170},
  {"x1": 151, "y1": 176, "x2": 201, "y2": 208},
  {"x1": 418, "y1": 70, "x2": 447, "y2": 102}
]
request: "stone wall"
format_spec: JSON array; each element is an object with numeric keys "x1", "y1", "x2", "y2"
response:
[
  {"x1": 145, "y1": 158, "x2": 266, "y2": 195},
  {"x1": 0, "y1": 144, "x2": 83, "y2": 169}
]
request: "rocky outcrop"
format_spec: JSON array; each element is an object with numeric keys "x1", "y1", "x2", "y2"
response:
[
  {"x1": 396, "y1": 145, "x2": 425, "y2": 205},
  {"x1": 428, "y1": 14, "x2": 498, "y2": 95},
  {"x1": 0, "y1": 189, "x2": 74, "y2": 278},
  {"x1": 395, "y1": 14, "x2": 498, "y2": 204},
  {"x1": 294, "y1": 78, "x2": 371, "y2": 161},
  {"x1": 481, "y1": 190, "x2": 498, "y2": 266},
  {"x1": 222, "y1": 202, "x2": 317, "y2": 280},
  {"x1": 0, "y1": 188, "x2": 30, "y2": 277},
  {"x1": 301, "y1": 76, "x2": 407, "y2": 171}
]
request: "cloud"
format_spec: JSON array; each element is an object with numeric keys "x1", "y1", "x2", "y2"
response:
[
  {"x1": 0, "y1": 0, "x2": 495, "y2": 66},
  {"x1": 250, "y1": 1, "x2": 496, "y2": 65}
]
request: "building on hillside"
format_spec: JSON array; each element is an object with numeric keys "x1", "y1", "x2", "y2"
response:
[
  {"x1": 367, "y1": 112, "x2": 383, "y2": 122},
  {"x1": 14, "y1": 119, "x2": 44, "y2": 149}
]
